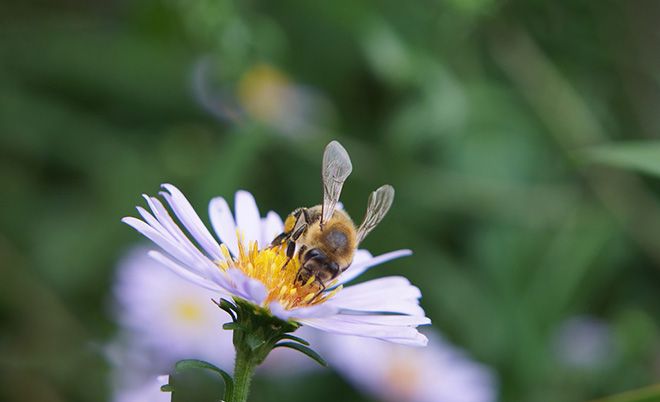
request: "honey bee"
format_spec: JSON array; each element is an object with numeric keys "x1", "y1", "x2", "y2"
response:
[{"x1": 270, "y1": 140, "x2": 395, "y2": 294}]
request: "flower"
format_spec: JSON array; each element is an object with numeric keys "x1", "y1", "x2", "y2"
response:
[
  {"x1": 113, "y1": 246, "x2": 235, "y2": 372},
  {"x1": 193, "y1": 59, "x2": 333, "y2": 138},
  {"x1": 123, "y1": 185, "x2": 429, "y2": 345},
  {"x1": 552, "y1": 316, "x2": 615, "y2": 370},
  {"x1": 237, "y1": 64, "x2": 295, "y2": 124},
  {"x1": 109, "y1": 247, "x2": 321, "y2": 401},
  {"x1": 113, "y1": 375, "x2": 170, "y2": 402},
  {"x1": 110, "y1": 246, "x2": 321, "y2": 378},
  {"x1": 320, "y1": 331, "x2": 497, "y2": 402}
]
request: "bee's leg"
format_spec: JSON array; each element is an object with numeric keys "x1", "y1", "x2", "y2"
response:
[
  {"x1": 308, "y1": 281, "x2": 327, "y2": 304},
  {"x1": 269, "y1": 208, "x2": 306, "y2": 249},
  {"x1": 290, "y1": 245, "x2": 307, "y2": 277},
  {"x1": 302, "y1": 208, "x2": 312, "y2": 226},
  {"x1": 281, "y1": 224, "x2": 307, "y2": 270},
  {"x1": 281, "y1": 240, "x2": 296, "y2": 269},
  {"x1": 280, "y1": 208, "x2": 309, "y2": 269},
  {"x1": 291, "y1": 223, "x2": 307, "y2": 241},
  {"x1": 269, "y1": 231, "x2": 289, "y2": 248}
]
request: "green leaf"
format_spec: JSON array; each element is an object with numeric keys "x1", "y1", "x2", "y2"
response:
[
  {"x1": 278, "y1": 334, "x2": 310, "y2": 346},
  {"x1": 584, "y1": 142, "x2": 660, "y2": 178},
  {"x1": 174, "y1": 359, "x2": 233, "y2": 400},
  {"x1": 273, "y1": 342, "x2": 328, "y2": 367},
  {"x1": 594, "y1": 384, "x2": 660, "y2": 402}
]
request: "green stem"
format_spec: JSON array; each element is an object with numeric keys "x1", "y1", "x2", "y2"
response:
[
  {"x1": 230, "y1": 346, "x2": 257, "y2": 402},
  {"x1": 219, "y1": 298, "x2": 303, "y2": 402}
]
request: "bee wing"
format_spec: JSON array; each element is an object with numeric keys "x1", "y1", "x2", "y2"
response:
[
  {"x1": 321, "y1": 141, "x2": 353, "y2": 225},
  {"x1": 356, "y1": 185, "x2": 395, "y2": 244}
]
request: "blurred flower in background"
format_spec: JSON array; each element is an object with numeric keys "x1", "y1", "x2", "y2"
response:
[
  {"x1": 109, "y1": 246, "x2": 322, "y2": 401},
  {"x1": 321, "y1": 331, "x2": 497, "y2": 402},
  {"x1": 108, "y1": 246, "x2": 232, "y2": 402},
  {"x1": 552, "y1": 316, "x2": 616, "y2": 370},
  {"x1": 111, "y1": 246, "x2": 235, "y2": 372},
  {"x1": 193, "y1": 59, "x2": 335, "y2": 138},
  {"x1": 112, "y1": 375, "x2": 170, "y2": 402}
]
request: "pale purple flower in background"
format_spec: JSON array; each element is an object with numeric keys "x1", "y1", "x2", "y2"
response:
[
  {"x1": 123, "y1": 185, "x2": 429, "y2": 345},
  {"x1": 113, "y1": 247, "x2": 235, "y2": 371},
  {"x1": 109, "y1": 247, "x2": 230, "y2": 402},
  {"x1": 552, "y1": 316, "x2": 615, "y2": 370},
  {"x1": 113, "y1": 375, "x2": 170, "y2": 402},
  {"x1": 111, "y1": 247, "x2": 319, "y2": 378},
  {"x1": 320, "y1": 331, "x2": 497, "y2": 402},
  {"x1": 107, "y1": 336, "x2": 165, "y2": 402}
]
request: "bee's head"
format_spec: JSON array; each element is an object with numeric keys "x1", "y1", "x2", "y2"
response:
[{"x1": 300, "y1": 248, "x2": 340, "y2": 284}]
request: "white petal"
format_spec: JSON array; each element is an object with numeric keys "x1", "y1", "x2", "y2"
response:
[
  {"x1": 142, "y1": 196, "x2": 216, "y2": 273},
  {"x1": 334, "y1": 276, "x2": 421, "y2": 303},
  {"x1": 330, "y1": 276, "x2": 426, "y2": 316},
  {"x1": 333, "y1": 300, "x2": 426, "y2": 317},
  {"x1": 204, "y1": 265, "x2": 234, "y2": 291},
  {"x1": 337, "y1": 249, "x2": 412, "y2": 285},
  {"x1": 337, "y1": 302, "x2": 426, "y2": 317},
  {"x1": 122, "y1": 217, "x2": 203, "y2": 271},
  {"x1": 148, "y1": 250, "x2": 226, "y2": 294},
  {"x1": 300, "y1": 317, "x2": 428, "y2": 345},
  {"x1": 141, "y1": 196, "x2": 181, "y2": 242},
  {"x1": 225, "y1": 268, "x2": 268, "y2": 304},
  {"x1": 160, "y1": 184, "x2": 223, "y2": 260},
  {"x1": 136, "y1": 206, "x2": 172, "y2": 242},
  {"x1": 235, "y1": 191, "x2": 263, "y2": 248},
  {"x1": 332, "y1": 314, "x2": 431, "y2": 327},
  {"x1": 384, "y1": 333, "x2": 428, "y2": 346},
  {"x1": 351, "y1": 249, "x2": 374, "y2": 264},
  {"x1": 261, "y1": 211, "x2": 284, "y2": 247},
  {"x1": 208, "y1": 196, "x2": 239, "y2": 257},
  {"x1": 327, "y1": 276, "x2": 424, "y2": 317},
  {"x1": 269, "y1": 301, "x2": 338, "y2": 321}
]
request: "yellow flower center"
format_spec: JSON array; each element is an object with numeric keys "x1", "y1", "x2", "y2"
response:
[
  {"x1": 237, "y1": 63, "x2": 290, "y2": 122},
  {"x1": 384, "y1": 351, "x2": 422, "y2": 399},
  {"x1": 217, "y1": 237, "x2": 343, "y2": 310},
  {"x1": 174, "y1": 300, "x2": 203, "y2": 323}
]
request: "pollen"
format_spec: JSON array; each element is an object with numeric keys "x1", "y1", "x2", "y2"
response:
[{"x1": 216, "y1": 236, "x2": 340, "y2": 310}]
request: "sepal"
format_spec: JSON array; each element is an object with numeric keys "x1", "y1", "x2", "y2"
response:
[{"x1": 273, "y1": 342, "x2": 328, "y2": 367}]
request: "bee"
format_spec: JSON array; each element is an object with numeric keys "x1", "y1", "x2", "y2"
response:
[{"x1": 270, "y1": 140, "x2": 395, "y2": 294}]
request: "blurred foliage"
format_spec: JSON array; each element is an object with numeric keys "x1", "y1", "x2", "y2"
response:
[
  {"x1": 586, "y1": 142, "x2": 660, "y2": 178},
  {"x1": 2, "y1": 0, "x2": 660, "y2": 401}
]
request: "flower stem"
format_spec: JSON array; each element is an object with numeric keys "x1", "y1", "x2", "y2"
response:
[
  {"x1": 230, "y1": 346, "x2": 256, "y2": 402},
  {"x1": 218, "y1": 298, "x2": 306, "y2": 402}
]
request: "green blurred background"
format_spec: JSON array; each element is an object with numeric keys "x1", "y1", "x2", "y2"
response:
[{"x1": 3, "y1": 0, "x2": 660, "y2": 401}]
